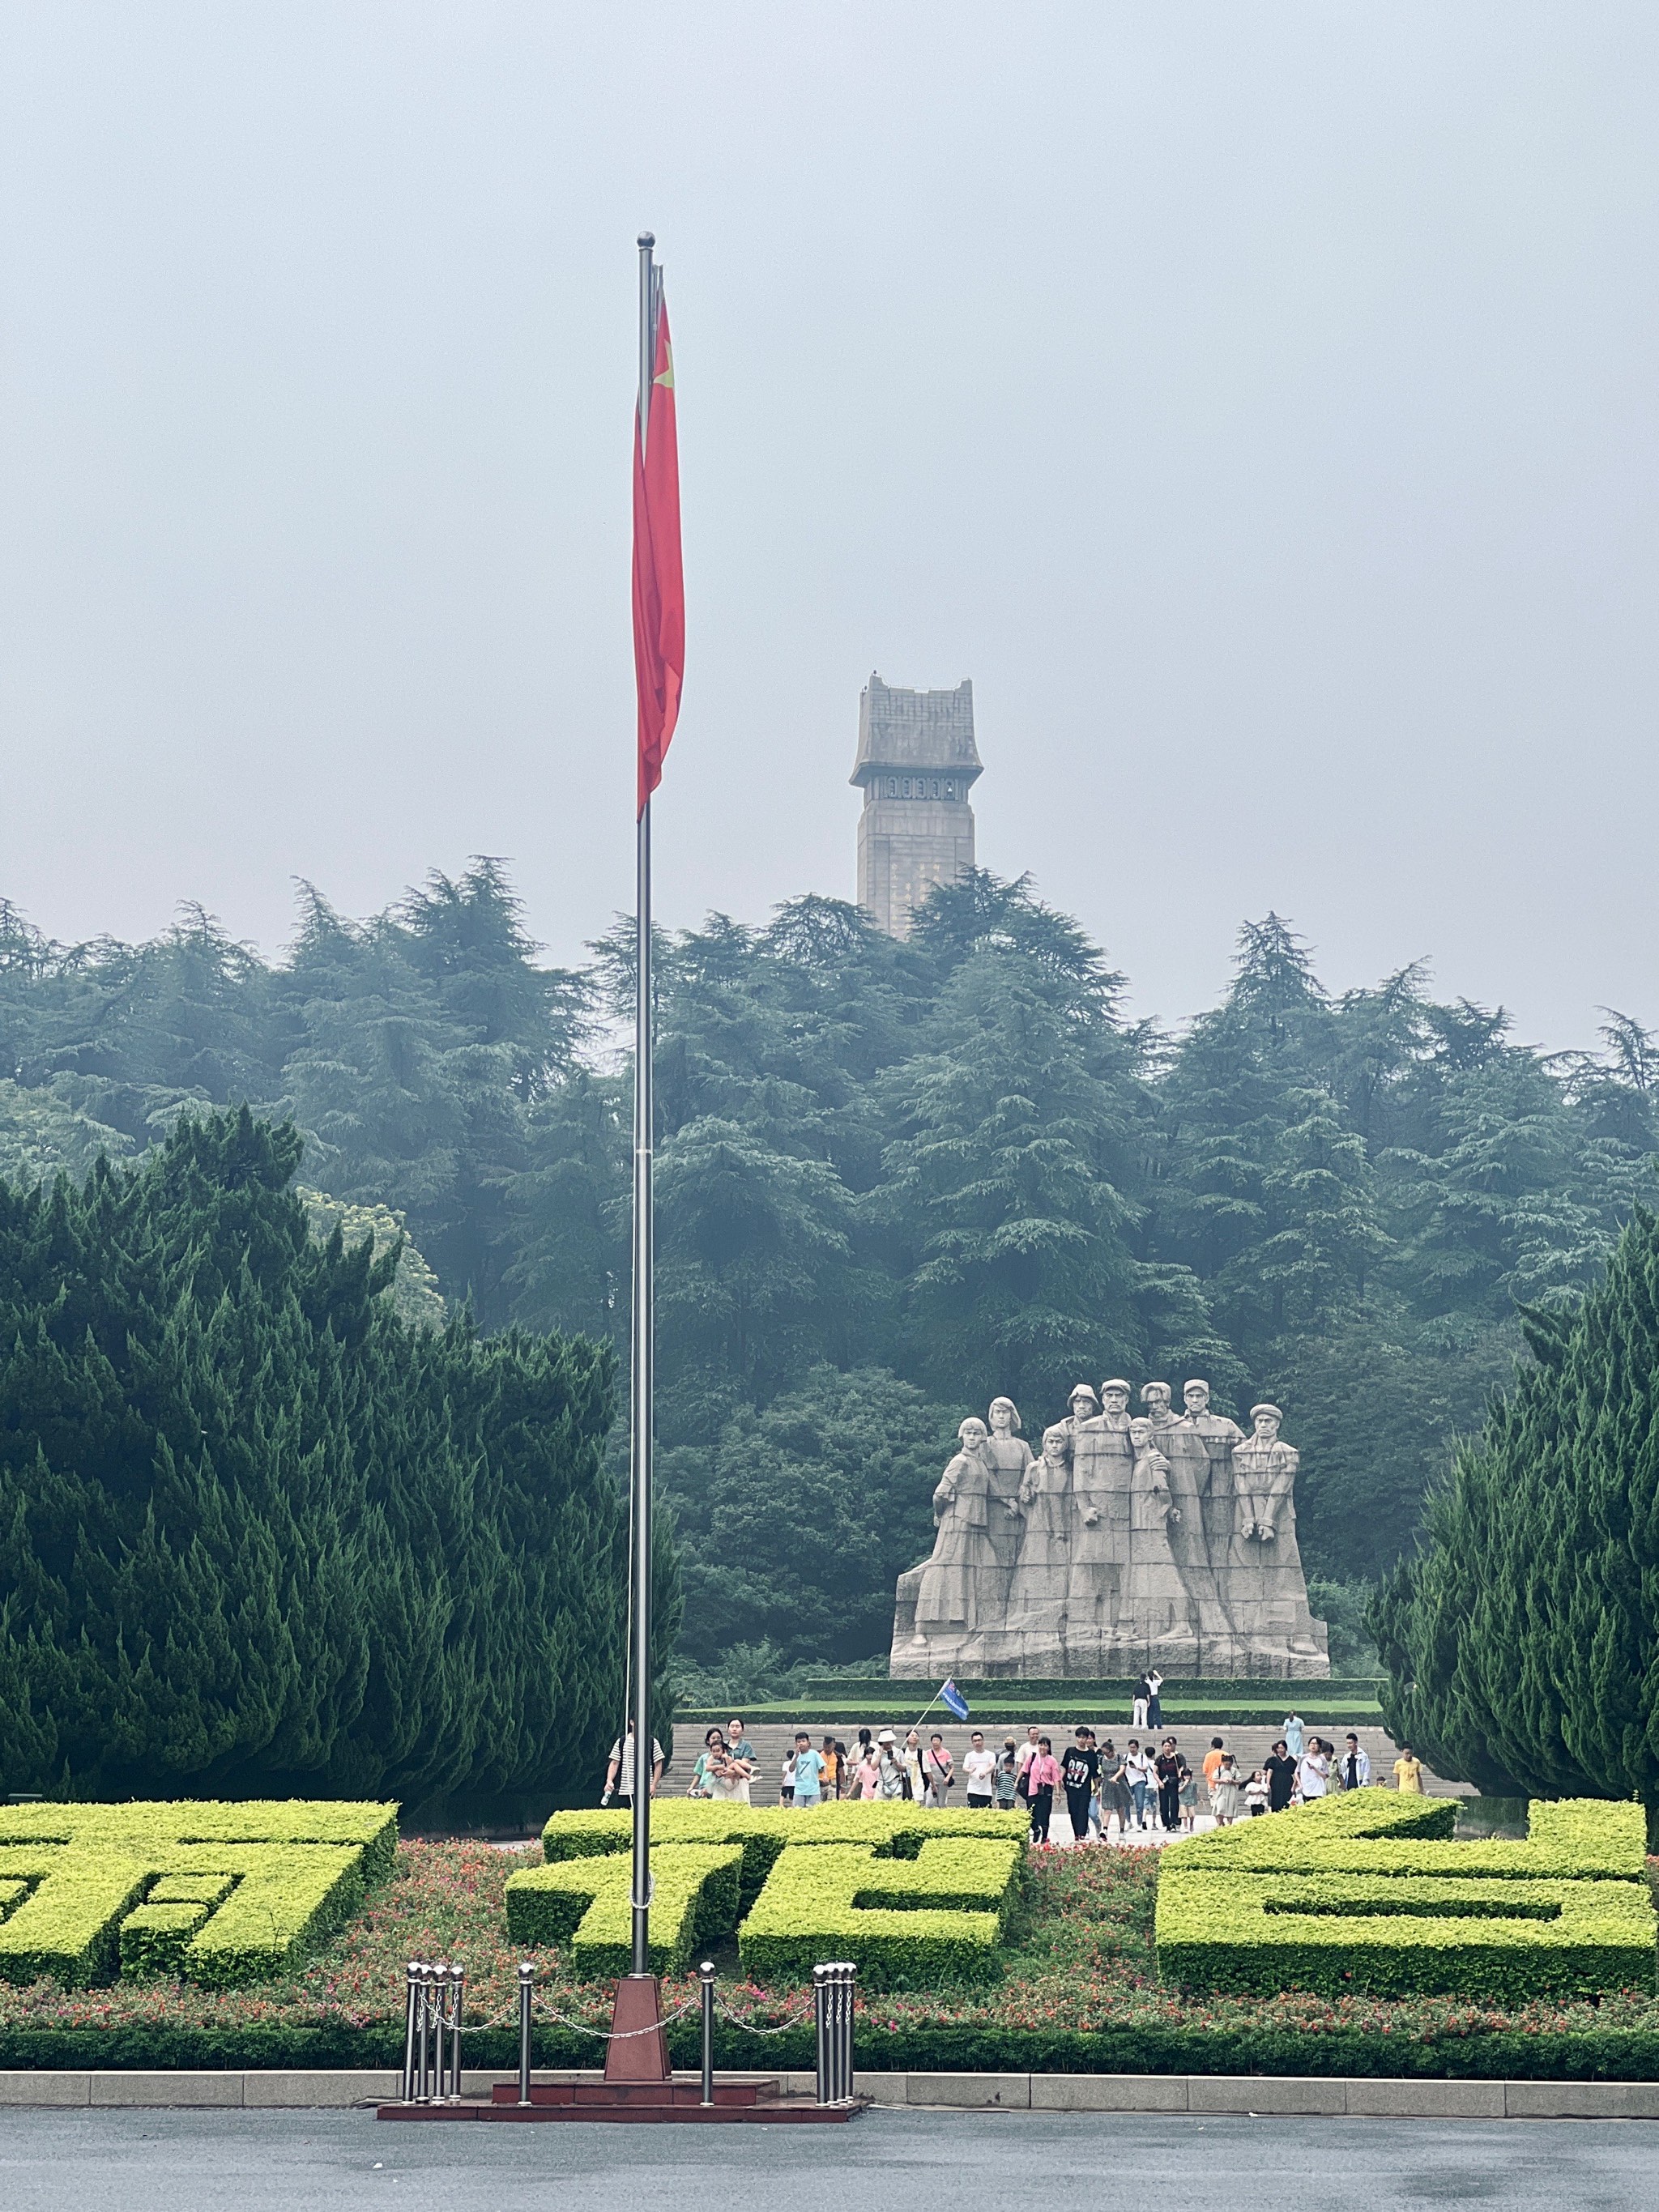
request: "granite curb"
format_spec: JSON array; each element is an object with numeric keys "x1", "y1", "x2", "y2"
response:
[{"x1": 2, "y1": 2070, "x2": 1659, "y2": 2117}]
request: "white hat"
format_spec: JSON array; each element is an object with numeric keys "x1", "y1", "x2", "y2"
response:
[{"x1": 876, "y1": 1728, "x2": 897, "y2": 1745}]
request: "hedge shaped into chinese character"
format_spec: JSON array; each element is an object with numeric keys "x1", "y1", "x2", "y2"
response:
[
  {"x1": 519, "y1": 1805, "x2": 1024, "y2": 1988},
  {"x1": 0, "y1": 1801, "x2": 398, "y2": 1988},
  {"x1": 505, "y1": 1846, "x2": 744, "y2": 1977},
  {"x1": 737, "y1": 1838, "x2": 1024, "y2": 1988},
  {"x1": 1155, "y1": 1789, "x2": 1654, "y2": 2000},
  {"x1": 537, "y1": 1801, "x2": 1014, "y2": 1904}
]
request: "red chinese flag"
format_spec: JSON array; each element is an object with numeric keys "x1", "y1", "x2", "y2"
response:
[{"x1": 632, "y1": 294, "x2": 684, "y2": 816}]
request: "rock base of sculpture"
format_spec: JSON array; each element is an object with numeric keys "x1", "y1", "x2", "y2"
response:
[{"x1": 888, "y1": 1383, "x2": 1330, "y2": 1681}]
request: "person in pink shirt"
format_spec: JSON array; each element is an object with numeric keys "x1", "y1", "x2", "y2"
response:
[{"x1": 1026, "y1": 1734, "x2": 1062, "y2": 1844}]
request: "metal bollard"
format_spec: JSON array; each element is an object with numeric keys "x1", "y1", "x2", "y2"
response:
[
  {"x1": 699, "y1": 1960, "x2": 717, "y2": 2106},
  {"x1": 518, "y1": 1961, "x2": 535, "y2": 2106},
  {"x1": 812, "y1": 1961, "x2": 856, "y2": 2105},
  {"x1": 445, "y1": 1962, "x2": 466, "y2": 2103},
  {"x1": 403, "y1": 1959, "x2": 469, "y2": 2104},
  {"x1": 402, "y1": 1961, "x2": 420, "y2": 2103},
  {"x1": 419, "y1": 1962, "x2": 436, "y2": 2102}
]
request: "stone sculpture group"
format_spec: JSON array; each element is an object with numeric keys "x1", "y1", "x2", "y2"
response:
[{"x1": 889, "y1": 1381, "x2": 1329, "y2": 1679}]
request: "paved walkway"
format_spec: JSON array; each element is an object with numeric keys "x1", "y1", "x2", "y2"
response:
[
  {"x1": 669, "y1": 1719, "x2": 1466, "y2": 1842},
  {"x1": 2, "y1": 2108, "x2": 1652, "y2": 2210}
]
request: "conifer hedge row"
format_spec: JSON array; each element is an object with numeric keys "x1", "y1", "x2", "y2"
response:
[
  {"x1": 1371, "y1": 1204, "x2": 1659, "y2": 1811},
  {"x1": 0, "y1": 1111, "x2": 676, "y2": 1804}
]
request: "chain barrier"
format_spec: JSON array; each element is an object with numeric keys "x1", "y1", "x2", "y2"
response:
[
  {"x1": 712, "y1": 1999, "x2": 813, "y2": 2035},
  {"x1": 400, "y1": 1958, "x2": 852, "y2": 2108}
]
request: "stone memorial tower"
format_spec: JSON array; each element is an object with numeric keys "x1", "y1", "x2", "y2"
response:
[{"x1": 851, "y1": 674, "x2": 982, "y2": 937}]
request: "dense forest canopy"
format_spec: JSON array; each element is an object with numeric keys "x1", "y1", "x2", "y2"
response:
[{"x1": 2, "y1": 863, "x2": 1654, "y2": 1671}]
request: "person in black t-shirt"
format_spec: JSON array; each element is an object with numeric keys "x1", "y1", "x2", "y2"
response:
[
  {"x1": 1154, "y1": 1738, "x2": 1183, "y2": 1831},
  {"x1": 1265, "y1": 1737, "x2": 1299, "y2": 1813},
  {"x1": 1060, "y1": 1728, "x2": 1100, "y2": 1845}
]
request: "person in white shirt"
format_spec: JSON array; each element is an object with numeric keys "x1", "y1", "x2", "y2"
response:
[
  {"x1": 1125, "y1": 1739, "x2": 1155, "y2": 1831},
  {"x1": 962, "y1": 1730, "x2": 997, "y2": 1809},
  {"x1": 1131, "y1": 1674, "x2": 1150, "y2": 1730},
  {"x1": 1297, "y1": 1741, "x2": 1330, "y2": 1800},
  {"x1": 1338, "y1": 1734, "x2": 1371, "y2": 1791},
  {"x1": 602, "y1": 1726, "x2": 664, "y2": 1804}
]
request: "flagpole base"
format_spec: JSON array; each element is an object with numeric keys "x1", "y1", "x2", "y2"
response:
[{"x1": 603, "y1": 1974, "x2": 672, "y2": 2082}]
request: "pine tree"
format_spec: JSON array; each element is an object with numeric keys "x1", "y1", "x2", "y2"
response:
[{"x1": 1371, "y1": 1203, "x2": 1659, "y2": 1808}]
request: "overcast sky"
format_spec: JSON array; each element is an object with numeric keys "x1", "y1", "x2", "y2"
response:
[{"x1": 2, "y1": 4, "x2": 1655, "y2": 1051}]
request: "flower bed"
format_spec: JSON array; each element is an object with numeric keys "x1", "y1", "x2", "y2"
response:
[{"x1": 4, "y1": 1837, "x2": 1659, "y2": 2078}]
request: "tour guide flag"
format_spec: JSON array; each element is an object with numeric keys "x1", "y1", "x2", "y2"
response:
[
  {"x1": 940, "y1": 1679, "x2": 970, "y2": 1721},
  {"x1": 632, "y1": 284, "x2": 684, "y2": 816}
]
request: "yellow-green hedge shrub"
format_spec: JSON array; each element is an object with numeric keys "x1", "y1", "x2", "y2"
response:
[
  {"x1": 736, "y1": 1838, "x2": 1024, "y2": 1989},
  {"x1": 540, "y1": 1802, "x2": 1016, "y2": 1908},
  {"x1": 0, "y1": 1801, "x2": 397, "y2": 1988},
  {"x1": 1166, "y1": 1789, "x2": 1644, "y2": 1882},
  {"x1": 1156, "y1": 1792, "x2": 1654, "y2": 2000},
  {"x1": 505, "y1": 1846, "x2": 743, "y2": 1976}
]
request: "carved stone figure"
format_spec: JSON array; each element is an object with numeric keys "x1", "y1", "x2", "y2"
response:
[
  {"x1": 1149, "y1": 1379, "x2": 1233, "y2": 1643},
  {"x1": 911, "y1": 1419, "x2": 1007, "y2": 1638},
  {"x1": 979, "y1": 1396, "x2": 1034, "y2": 1607},
  {"x1": 891, "y1": 1381, "x2": 1329, "y2": 1679},
  {"x1": 1004, "y1": 1424, "x2": 1073, "y2": 1657},
  {"x1": 1065, "y1": 1381, "x2": 1132, "y2": 1662},
  {"x1": 1178, "y1": 1379, "x2": 1247, "y2": 1584},
  {"x1": 1120, "y1": 1417, "x2": 1200, "y2": 1657},
  {"x1": 1234, "y1": 1403, "x2": 1298, "y2": 1542},
  {"x1": 1140, "y1": 1380, "x2": 1179, "y2": 1434}
]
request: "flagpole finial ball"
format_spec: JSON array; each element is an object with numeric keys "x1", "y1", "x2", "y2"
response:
[{"x1": 638, "y1": 232, "x2": 655, "y2": 249}]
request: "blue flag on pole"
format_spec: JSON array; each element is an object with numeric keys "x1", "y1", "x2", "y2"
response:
[{"x1": 939, "y1": 1678, "x2": 970, "y2": 1721}]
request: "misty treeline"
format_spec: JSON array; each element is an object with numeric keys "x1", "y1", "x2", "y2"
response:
[{"x1": 2, "y1": 862, "x2": 1654, "y2": 1672}]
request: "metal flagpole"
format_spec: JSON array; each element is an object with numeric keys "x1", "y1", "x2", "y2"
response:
[{"x1": 629, "y1": 228, "x2": 659, "y2": 1981}]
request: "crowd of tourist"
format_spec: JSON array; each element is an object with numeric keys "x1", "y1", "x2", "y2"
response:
[{"x1": 602, "y1": 1707, "x2": 1431, "y2": 1843}]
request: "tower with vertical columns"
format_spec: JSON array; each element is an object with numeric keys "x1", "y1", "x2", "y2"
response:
[{"x1": 850, "y1": 674, "x2": 982, "y2": 938}]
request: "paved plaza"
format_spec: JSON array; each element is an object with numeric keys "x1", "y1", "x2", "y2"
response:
[
  {"x1": 2, "y1": 2108, "x2": 1654, "y2": 2210},
  {"x1": 680, "y1": 1720, "x2": 1465, "y2": 1845}
]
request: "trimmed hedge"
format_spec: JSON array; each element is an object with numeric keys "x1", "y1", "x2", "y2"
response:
[
  {"x1": 736, "y1": 1839, "x2": 1024, "y2": 1989},
  {"x1": 1158, "y1": 1870, "x2": 1655, "y2": 1999},
  {"x1": 1157, "y1": 1792, "x2": 1655, "y2": 2000},
  {"x1": 505, "y1": 1845, "x2": 743, "y2": 1976},
  {"x1": 536, "y1": 1805, "x2": 1024, "y2": 1988},
  {"x1": 1166, "y1": 1790, "x2": 1646, "y2": 1882},
  {"x1": 540, "y1": 1802, "x2": 1018, "y2": 1910},
  {"x1": 0, "y1": 1801, "x2": 397, "y2": 1988}
]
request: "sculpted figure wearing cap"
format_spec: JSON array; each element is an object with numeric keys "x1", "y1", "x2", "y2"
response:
[
  {"x1": 1234, "y1": 1403, "x2": 1299, "y2": 1543},
  {"x1": 1178, "y1": 1379, "x2": 1247, "y2": 1565},
  {"x1": 1064, "y1": 1379, "x2": 1132, "y2": 1652}
]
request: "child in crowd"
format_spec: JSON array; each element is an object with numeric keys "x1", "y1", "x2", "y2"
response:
[
  {"x1": 995, "y1": 1737, "x2": 1021, "y2": 1812},
  {"x1": 1244, "y1": 1768, "x2": 1270, "y2": 1818},
  {"x1": 1177, "y1": 1757, "x2": 1198, "y2": 1831}
]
